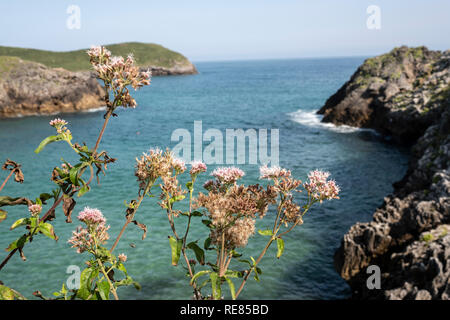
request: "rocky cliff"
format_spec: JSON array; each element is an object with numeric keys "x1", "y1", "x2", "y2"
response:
[
  {"x1": 320, "y1": 46, "x2": 450, "y2": 299},
  {"x1": 0, "y1": 56, "x2": 104, "y2": 118}
]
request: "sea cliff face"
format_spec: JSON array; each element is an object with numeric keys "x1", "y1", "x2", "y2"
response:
[
  {"x1": 0, "y1": 57, "x2": 104, "y2": 118},
  {"x1": 320, "y1": 46, "x2": 450, "y2": 299}
]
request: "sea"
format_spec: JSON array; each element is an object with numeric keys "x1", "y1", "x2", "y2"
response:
[{"x1": 0, "y1": 58, "x2": 409, "y2": 299}]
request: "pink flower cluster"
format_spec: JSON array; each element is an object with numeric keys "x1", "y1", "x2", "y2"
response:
[
  {"x1": 190, "y1": 161, "x2": 207, "y2": 176},
  {"x1": 259, "y1": 165, "x2": 291, "y2": 180},
  {"x1": 68, "y1": 227, "x2": 93, "y2": 254},
  {"x1": 28, "y1": 204, "x2": 42, "y2": 216},
  {"x1": 78, "y1": 207, "x2": 106, "y2": 225},
  {"x1": 49, "y1": 118, "x2": 68, "y2": 127},
  {"x1": 49, "y1": 118, "x2": 70, "y2": 134},
  {"x1": 118, "y1": 253, "x2": 127, "y2": 262},
  {"x1": 68, "y1": 208, "x2": 110, "y2": 254},
  {"x1": 211, "y1": 167, "x2": 245, "y2": 184},
  {"x1": 87, "y1": 45, "x2": 151, "y2": 108},
  {"x1": 304, "y1": 170, "x2": 340, "y2": 202},
  {"x1": 171, "y1": 158, "x2": 186, "y2": 174},
  {"x1": 87, "y1": 45, "x2": 111, "y2": 62}
]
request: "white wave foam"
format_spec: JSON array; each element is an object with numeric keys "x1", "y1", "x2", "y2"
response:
[
  {"x1": 288, "y1": 109, "x2": 370, "y2": 133},
  {"x1": 82, "y1": 106, "x2": 107, "y2": 113}
]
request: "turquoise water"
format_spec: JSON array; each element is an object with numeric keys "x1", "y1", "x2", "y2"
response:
[{"x1": 0, "y1": 58, "x2": 409, "y2": 299}]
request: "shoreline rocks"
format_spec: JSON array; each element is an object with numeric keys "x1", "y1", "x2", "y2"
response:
[
  {"x1": 0, "y1": 57, "x2": 105, "y2": 119},
  {"x1": 0, "y1": 56, "x2": 198, "y2": 119},
  {"x1": 320, "y1": 46, "x2": 450, "y2": 299}
]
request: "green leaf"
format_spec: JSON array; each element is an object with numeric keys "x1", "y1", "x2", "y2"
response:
[
  {"x1": 115, "y1": 276, "x2": 141, "y2": 291},
  {"x1": 132, "y1": 280, "x2": 141, "y2": 290},
  {"x1": 276, "y1": 237, "x2": 285, "y2": 259},
  {"x1": 0, "y1": 196, "x2": 29, "y2": 207},
  {"x1": 169, "y1": 194, "x2": 185, "y2": 205},
  {"x1": 225, "y1": 270, "x2": 244, "y2": 278},
  {"x1": 76, "y1": 268, "x2": 96, "y2": 300},
  {"x1": 187, "y1": 242, "x2": 205, "y2": 265},
  {"x1": 202, "y1": 219, "x2": 215, "y2": 229},
  {"x1": 0, "y1": 285, "x2": 15, "y2": 300},
  {"x1": 34, "y1": 135, "x2": 62, "y2": 154},
  {"x1": 204, "y1": 237, "x2": 212, "y2": 250},
  {"x1": 78, "y1": 184, "x2": 90, "y2": 197},
  {"x1": 97, "y1": 281, "x2": 110, "y2": 300},
  {"x1": 190, "y1": 270, "x2": 210, "y2": 285},
  {"x1": 230, "y1": 250, "x2": 242, "y2": 258},
  {"x1": 168, "y1": 236, "x2": 183, "y2": 266},
  {"x1": 117, "y1": 262, "x2": 128, "y2": 276},
  {"x1": 0, "y1": 209, "x2": 6, "y2": 223},
  {"x1": 258, "y1": 229, "x2": 273, "y2": 236},
  {"x1": 210, "y1": 272, "x2": 221, "y2": 300},
  {"x1": 6, "y1": 234, "x2": 29, "y2": 251},
  {"x1": 224, "y1": 277, "x2": 236, "y2": 300},
  {"x1": 186, "y1": 181, "x2": 193, "y2": 191},
  {"x1": 69, "y1": 166, "x2": 80, "y2": 186},
  {"x1": 237, "y1": 258, "x2": 252, "y2": 267},
  {"x1": 191, "y1": 210, "x2": 203, "y2": 217},
  {"x1": 39, "y1": 222, "x2": 58, "y2": 241}
]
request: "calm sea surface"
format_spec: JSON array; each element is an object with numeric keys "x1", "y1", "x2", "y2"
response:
[{"x1": 0, "y1": 58, "x2": 409, "y2": 299}]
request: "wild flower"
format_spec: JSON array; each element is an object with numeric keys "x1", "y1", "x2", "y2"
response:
[
  {"x1": 28, "y1": 204, "x2": 42, "y2": 216},
  {"x1": 49, "y1": 118, "x2": 69, "y2": 134},
  {"x1": 195, "y1": 184, "x2": 277, "y2": 250},
  {"x1": 190, "y1": 161, "x2": 207, "y2": 176},
  {"x1": 87, "y1": 45, "x2": 151, "y2": 109},
  {"x1": 159, "y1": 175, "x2": 186, "y2": 210},
  {"x1": 171, "y1": 158, "x2": 187, "y2": 174},
  {"x1": 259, "y1": 165, "x2": 291, "y2": 180},
  {"x1": 304, "y1": 170, "x2": 340, "y2": 202},
  {"x1": 118, "y1": 253, "x2": 127, "y2": 262},
  {"x1": 135, "y1": 148, "x2": 173, "y2": 188},
  {"x1": 78, "y1": 207, "x2": 106, "y2": 226},
  {"x1": 68, "y1": 208, "x2": 110, "y2": 254},
  {"x1": 211, "y1": 167, "x2": 245, "y2": 184}
]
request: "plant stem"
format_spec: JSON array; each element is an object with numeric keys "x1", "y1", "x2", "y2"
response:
[
  {"x1": 110, "y1": 180, "x2": 152, "y2": 252},
  {"x1": 234, "y1": 200, "x2": 313, "y2": 299},
  {"x1": 0, "y1": 194, "x2": 64, "y2": 272},
  {"x1": 235, "y1": 236, "x2": 275, "y2": 299},
  {"x1": 93, "y1": 108, "x2": 113, "y2": 155},
  {"x1": 97, "y1": 258, "x2": 119, "y2": 300},
  {"x1": 0, "y1": 170, "x2": 14, "y2": 193}
]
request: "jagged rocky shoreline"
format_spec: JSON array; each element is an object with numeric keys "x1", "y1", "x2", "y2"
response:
[
  {"x1": 0, "y1": 57, "x2": 105, "y2": 118},
  {"x1": 319, "y1": 46, "x2": 450, "y2": 299},
  {"x1": 0, "y1": 57, "x2": 197, "y2": 119}
]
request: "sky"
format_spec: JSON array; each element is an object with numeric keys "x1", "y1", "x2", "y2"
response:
[{"x1": 0, "y1": 0, "x2": 449, "y2": 61}]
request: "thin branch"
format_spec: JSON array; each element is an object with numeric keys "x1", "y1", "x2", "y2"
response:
[{"x1": 0, "y1": 170, "x2": 14, "y2": 193}]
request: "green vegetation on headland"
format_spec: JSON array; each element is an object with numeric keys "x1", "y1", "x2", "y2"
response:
[{"x1": 0, "y1": 42, "x2": 194, "y2": 72}]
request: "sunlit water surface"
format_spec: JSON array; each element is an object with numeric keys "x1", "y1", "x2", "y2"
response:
[{"x1": 0, "y1": 58, "x2": 409, "y2": 299}]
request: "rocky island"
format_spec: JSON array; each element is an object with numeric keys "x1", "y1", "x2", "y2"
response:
[
  {"x1": 319, "y1": 46, "x2": 450, "y2": 299},
  {"x1": 0, "y1": 56, "x2": 104, "y2": 118},
  {"x1": 0, "y1": 42, "x2": 197, "y2": 118}
]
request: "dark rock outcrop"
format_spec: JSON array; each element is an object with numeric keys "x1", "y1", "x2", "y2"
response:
[
  {"x1": 0, "y1": 57, "x2": 104, "y2": 118},
  {"x1": 145, "y1": 63, "x2": 198, "y2": 76},
  {"x1": 324, "y1": 47, "x2": 450, "y2": 299},
  {"x1": 318, "y1": 46, "x2": 449, "y2": 144}
]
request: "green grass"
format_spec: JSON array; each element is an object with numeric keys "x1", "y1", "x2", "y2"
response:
[
  {"x1": 0, "y1": 56, "x2": 23, "y2": 75},
  {"x1": 0, "y1": 42, "x2": 191, "y2": 71}
]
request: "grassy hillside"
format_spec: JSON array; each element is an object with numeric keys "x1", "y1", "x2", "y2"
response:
[{"x1": 0, "y1": 42, "x2": 192, "y2": 71}]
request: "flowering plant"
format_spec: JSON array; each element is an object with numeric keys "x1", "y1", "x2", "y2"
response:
[{"x1": 0, "y1": 46, "x2": 339, "y2": 300}]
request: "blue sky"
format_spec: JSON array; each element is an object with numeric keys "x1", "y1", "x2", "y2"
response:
[{"x1": 0, "y1": 0, "x2": 449, "y2": 61}]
